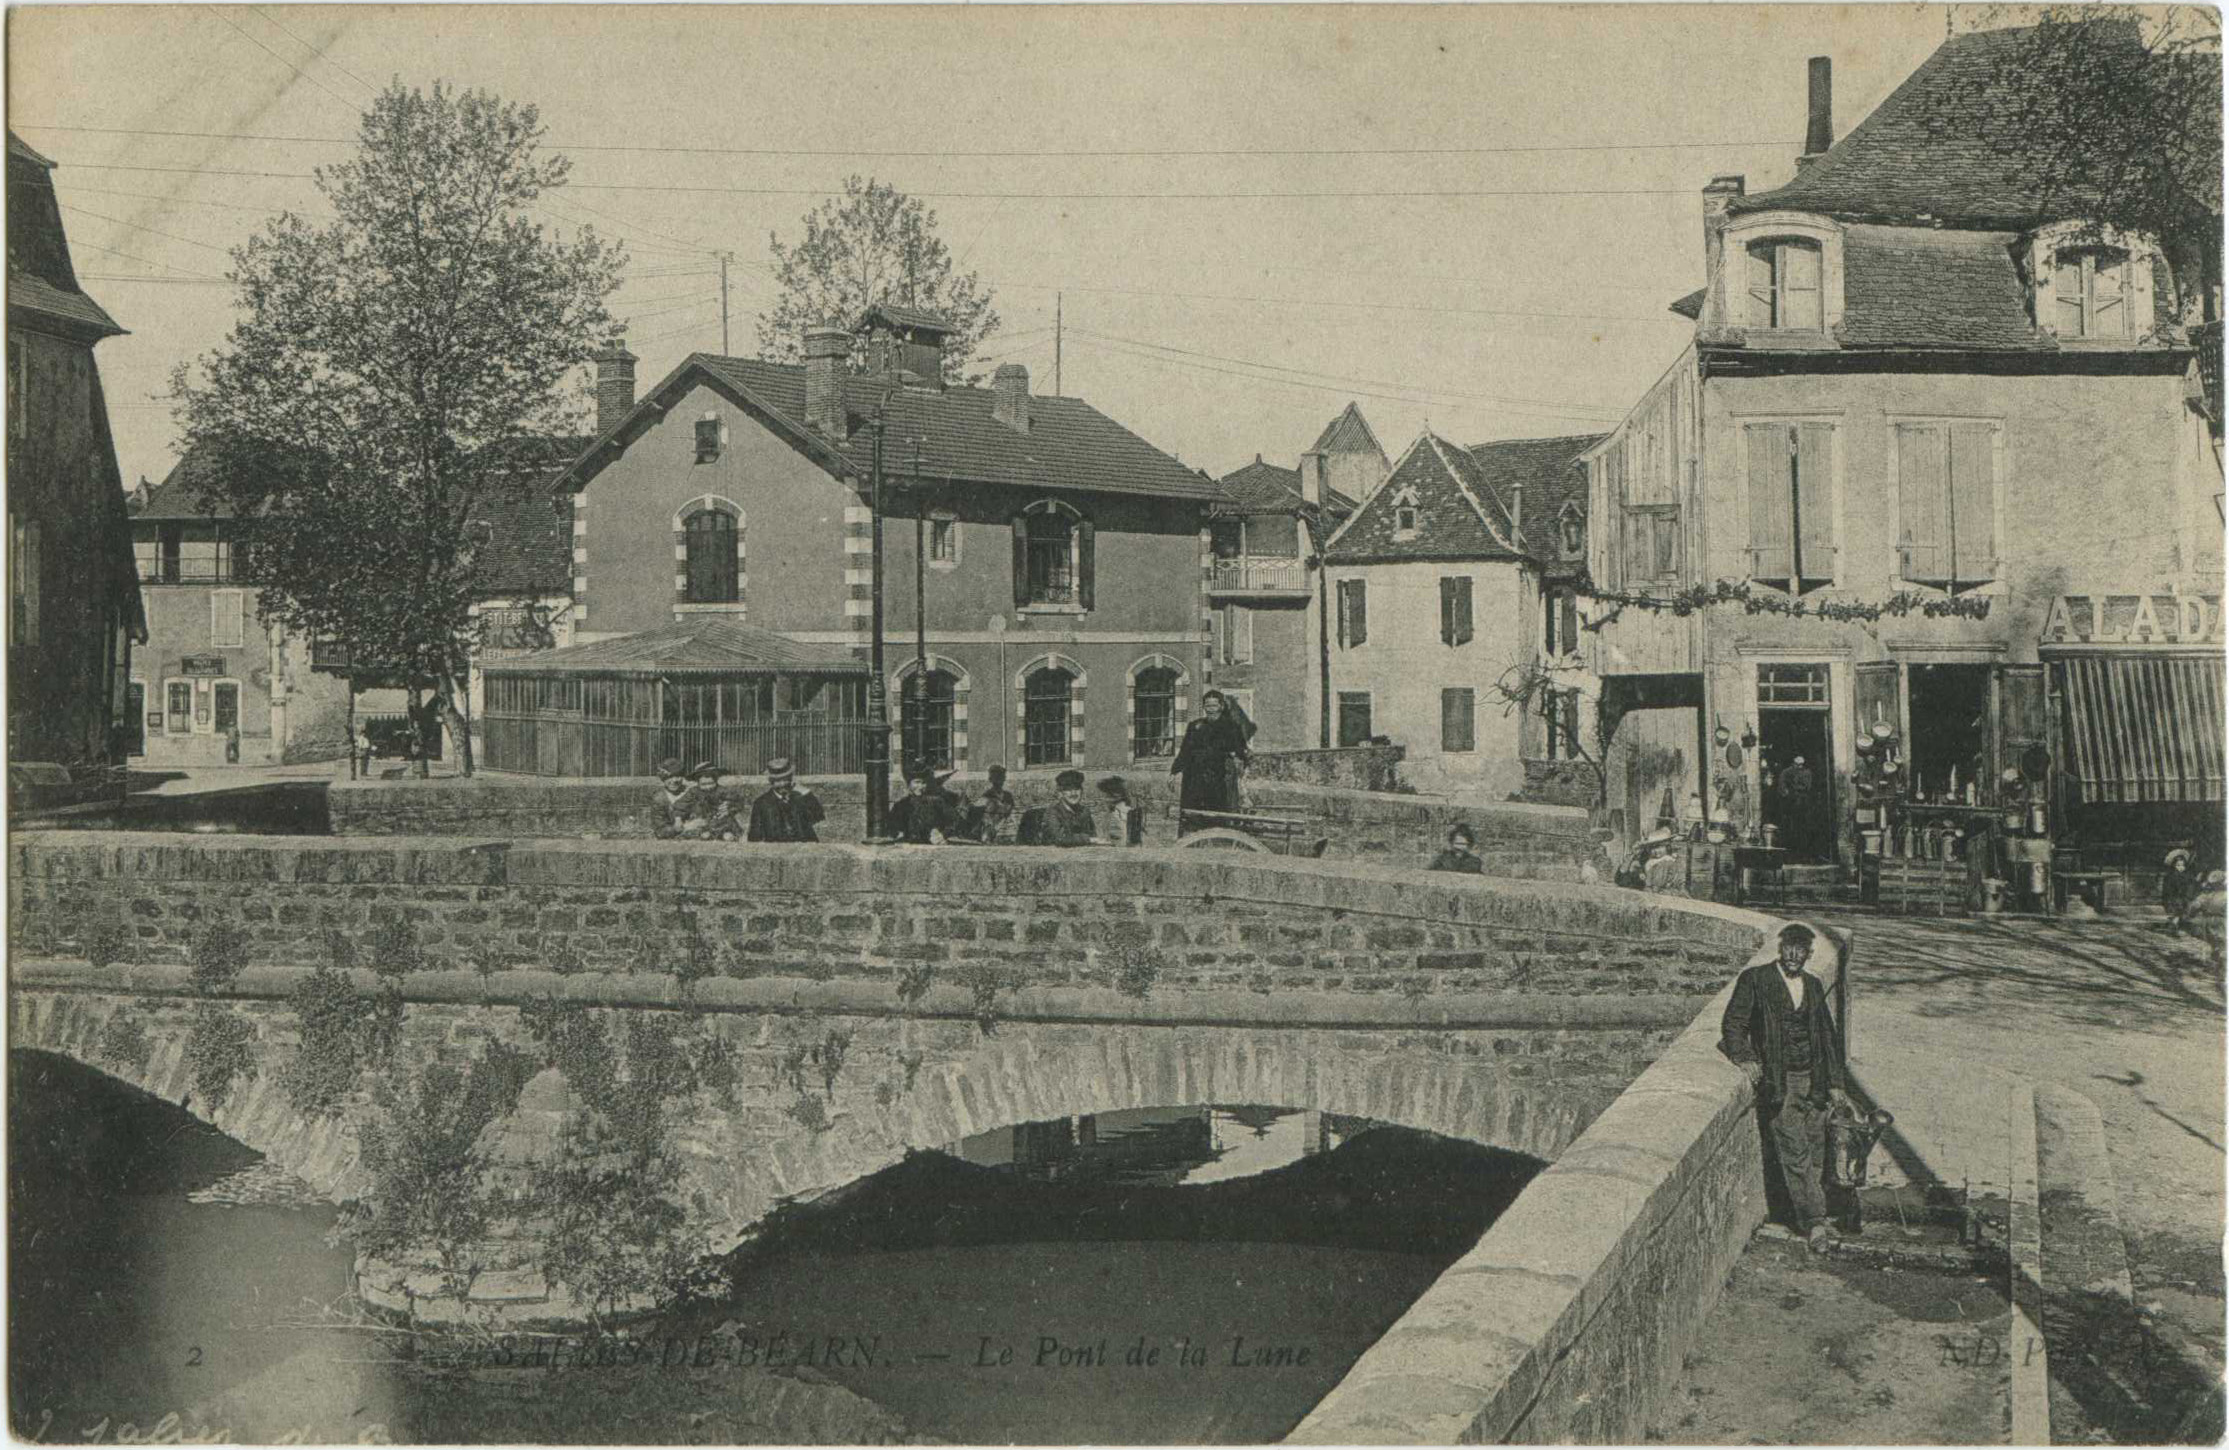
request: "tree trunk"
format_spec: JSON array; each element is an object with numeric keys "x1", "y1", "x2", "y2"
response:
[
  {"x1": 407, "y1": 681, "x2": 429, "y2": 779},
  {"x1": 438, "y1": 672, "x2": 474, "y2": 778}
]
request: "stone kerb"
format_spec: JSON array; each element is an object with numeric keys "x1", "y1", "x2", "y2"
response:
[{"x1": 1287, "y1": 984, "x2": 1766, "y2": 1445}]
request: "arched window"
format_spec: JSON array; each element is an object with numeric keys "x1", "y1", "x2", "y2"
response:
[
  {"x1": 901, "y1": 667, "x2": 958, "y2": 773},
  {"x1": 1024, "y1": 666, "x2": 1074, "y2": 765},
  {"x1": 1745, "y1": 238, "x2": 1824, "y2": 330},
  {"x1": 1132, "y1": 666, "x2": 1179, "y2": 758},
  {"x1": 2053, "y1": 246, "x2": 2130, "y2": 338},
  {"x1": 684, "y1": 508, "x2": 738, "y2": 603}
]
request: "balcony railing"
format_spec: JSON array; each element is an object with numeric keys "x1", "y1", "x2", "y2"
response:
[
  {"x1": 1208, "y1": 556, "x2": 1309, "y2": 594},
  {"x1": 139, "y1": 564, "x2": 236, "y2": 585},
  {"x1": 2196, "y1": 321, "x2": 2222, "y2": 426}
]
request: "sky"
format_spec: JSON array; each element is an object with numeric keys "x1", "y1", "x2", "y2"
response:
[{"x1": 11, "y1": 3, "x2": 1970, "y2": 490}]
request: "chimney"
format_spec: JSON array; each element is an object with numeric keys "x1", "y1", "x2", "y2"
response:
[
  {"x1": 992, "y1": 362, "x2": 1031, "y2": 433},
  {"x1": 1702, "y1": 174, "x2": 1747, "y2": 313},
  {"x1": 1298, "y1": 450, "x2": 1327, "y2": 508},
  {"x1": 1802, "y1": 56, "x2": 1834, "y2": 162},
  {"x1": 592, "y1": 344, "x2": 637, "y2": 435},
  {"x1": 804, "y1": 324, "x2": 850, "y2": 441}
]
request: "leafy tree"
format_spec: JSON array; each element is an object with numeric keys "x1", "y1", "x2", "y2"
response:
[
  {"x1": 173, "y1": 82, "x2": 625, "y2": 776},
  {"x1": 756, "y1": 176, "x2": 1001, "y2": 381},
  {"x1": 1945, "y1": 9, "x2": 2222, "y2": 319}
]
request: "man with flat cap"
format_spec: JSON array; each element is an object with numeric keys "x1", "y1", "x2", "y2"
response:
[
  {"x1": 746, "y1": 758, "x2": 825, "y2": 843},
  {"x1": 1042, "y1": 768, "x2": 1106, "y2": 847}
]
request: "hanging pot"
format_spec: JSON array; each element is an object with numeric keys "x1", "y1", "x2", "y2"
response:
[
  {"x1": 1741, "y1": 724, "x2": 1758, "y2": 749},
  {"x1": 1724, "y1": 741, "x2": 1745, "y2": 769},
  {"x1": 1871, "y1": 720, "x2": 1896, "y2": 741},
  {"x1": 1714, "y1": 723, "x2": 1731, "y2": 747}
]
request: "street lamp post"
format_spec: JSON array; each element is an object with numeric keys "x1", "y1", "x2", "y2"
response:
[
  {"x1": 911, "y1": 439, "x2": 928, "y2": 775},
  {"x1": 864, "y1": 406, "x2": 892, "y2": 840}
]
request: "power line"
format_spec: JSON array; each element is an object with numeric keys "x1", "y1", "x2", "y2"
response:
[
  {"x1": 1074, "y1": 333, "x2": 1614, "y2": 425},
  {"x1": 68, "y1": 239, "x2": 223, "y2": 279},
  {"x1": 629, "y1": 305, "x2": 726, "y2": 346},
  {"x1": 80, "y1": 273, "x2": 234, "y2": 286},
  {"x1": 15, "y1": 121, "x2": 1795, "y2": 160},
  {"x1": 200, "y1": 6, "x2": 360, "y2": 109},
  {"x1": 52, "y1": 162, "x2": 1700, "y2": 202},
  {"x1": 623, "y1": 292, "x2": 725, "y2": 323},
  {"x1": 1068, "y1": 327, "x2": 1622, "y2": 418},
  {"x1": 996, "y1": 276, "x2": 1689, "y2": 328},
  {"x1": 57, "y1": 202, "x2": 234, "y2": 256},
  {"x1": 249, "y1": 6, "x2": 379, "y2": 94}
]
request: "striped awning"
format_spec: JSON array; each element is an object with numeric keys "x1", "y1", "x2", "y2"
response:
[{"x1": 2055, "y1": 654, "x2": 2225, "y2": 804}]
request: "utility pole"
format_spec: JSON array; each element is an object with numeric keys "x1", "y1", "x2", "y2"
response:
[
  {"x1": 864, "y1": 404, "x2": 892, "y2": 840},
  {"x1": 716, "y1": 251, "x2": 734, "y2": 353},
  {"x1": 1055, "y1": 291, "x2": 1063, "y2": 395}
]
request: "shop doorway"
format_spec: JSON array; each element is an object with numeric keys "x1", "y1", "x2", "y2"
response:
[
  {"x1": 1906, "y1": 664, "x2": 1992, "y2": 803},
  {"x1": 1757, "y1": 663, "x2": 1834, "y2": 861}
]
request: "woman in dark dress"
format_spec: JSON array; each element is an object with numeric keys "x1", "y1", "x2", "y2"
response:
[{"x1": 1172, "y1": 689, "x2": 1253, "y2": 833}]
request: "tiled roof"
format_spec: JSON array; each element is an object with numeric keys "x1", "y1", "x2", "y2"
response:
[
  {"x1": 568, "y1": 353, "x2": 1223, "y2": 504},
  {"x1": 7, "y1": 134, "x2": 123, "y2": 339},
  {"x1": 1310, "y1": 401, "x2": 1387, "y2": 461},
  {"x1": 1324, "y1": 433, "x2": 1526, "y2": 566},
  {"x1": 1213, "y1": 456, "x2": 1357, "y2": 515},
  {"x1": 1466, "y1": 434, "x2": 1606, "y2": 546},
  {"x1": 483, "y1": 616, "x2": 866, "y2": 676},
  {"x1": 135, "y1": 438, "x2": 585, "y2": 596},
  {"x1": 1731, "y1": 23, "x2": 2218, "y2": 226}
]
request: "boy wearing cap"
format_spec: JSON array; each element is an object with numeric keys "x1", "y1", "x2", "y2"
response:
[
  {"x1": 1042, "y1": 769, "x2": 1106, "y2": 846},
  {"x1": 746, "y1": 758, "x2": 825, "y2": 843},
  {"x1": 648, "y1": 757, "x2": 697, "y2": 839}
]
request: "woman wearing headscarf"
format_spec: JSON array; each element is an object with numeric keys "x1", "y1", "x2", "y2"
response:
[{"x1": 1171, "y1": 689, "x2": 1253, "y2": 833}]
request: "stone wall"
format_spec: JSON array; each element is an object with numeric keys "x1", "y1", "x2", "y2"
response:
[
  {"x1": 1246, "y1": 743, "x2": 1406, "y2": 792},
  {"x1": 1516, "y1": 756, "x2": 1601, "y2": 809},
  {"x1": 326, "y1": 771, "x2": 1596, "y2": 876},
  {"x1": 1288, "y1": 984, "x2": 1767, "y2": 1445}
]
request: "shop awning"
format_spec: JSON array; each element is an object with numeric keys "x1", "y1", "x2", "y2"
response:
[{"x1": 2055, "y1": 654, "x2": 2225, "y2": 804}]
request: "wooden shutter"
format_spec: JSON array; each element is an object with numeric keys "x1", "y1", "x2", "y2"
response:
[
  {"x1": 1745, "y1": 424, "x2": 1793, "y2": 582},
  {"x1": 1011, "y1": 515, "x2": 1031, "y2": 607},
  {"x1": 1948, "y1": 424, "x2": 1995, "y2": 583},
  {"x1": 1895, "y1": 424, "x2": 1948, "y2": 584},
  {"x1": 1853, "y1": 661, "x2": 1900, "y2": 742},
  {"x1": 1745, "y1": 243, "x2": 1777, "y2": 328},
  {"x1": 2092, "y1": 253, "x2": 2127, "y2": 336},
  {"x1": 1075, "y1": 517, "x2": 1095, "y2": 610},
  {"x1": 1440, "y1": 576, "x2": 1472, "y2": 646},
  {"x1": 1782, "y1": 242, "x2": 1823, "y2": 329},
  {"x1": 1794, "y1": 423, "x2": 1835, "y2": 583},
  {"x1": 1440, "y1": 688, "x2": 1475, "y2": 753},
  {"x1": 1335, "y1": 581, "x2": 1350, "y2": 648},
  {"x1": 2054, "y1": 255, "x2": 2086, "y2": 334},
  {"x1": 1558, "y1": 590, "x2": 1579, "y2": 655},
  {"x1": 1351, "y1": 579, "x2": 1367, "y2": 646},
  {"x1": 1997, "y1": 663, "x2": 2047, "y2": 746}
]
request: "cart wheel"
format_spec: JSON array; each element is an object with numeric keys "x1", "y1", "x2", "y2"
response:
[{"x1": 1174, "y1": 827, "x2": 1273, "y2": 853}]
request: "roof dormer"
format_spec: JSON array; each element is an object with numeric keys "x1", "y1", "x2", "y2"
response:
[
  {"x1": 1713, "y1": 211, "x2": 1845, "y2": 338},
  {"x1": 2026, "y1": 220, "x2": 2159, "y2": 344}
]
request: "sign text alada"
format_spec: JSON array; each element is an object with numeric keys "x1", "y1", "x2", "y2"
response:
[{"x1": 2040, "y1": 594, "x2": 2226, "y2": 647}]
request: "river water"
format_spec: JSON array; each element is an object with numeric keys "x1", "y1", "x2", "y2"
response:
[{"x1": 9, "y1": 1050, "x2": 1541, "y2": 1443}]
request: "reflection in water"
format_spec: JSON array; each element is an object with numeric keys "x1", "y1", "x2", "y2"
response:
[{"x1": 11, "y1": 1052, "x2": 1542, "y2": 1444}]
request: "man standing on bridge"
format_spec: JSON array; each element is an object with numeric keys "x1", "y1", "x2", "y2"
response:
[{"x1": 1720, "y1": 922, "x2": 1850, "y2": 1251}]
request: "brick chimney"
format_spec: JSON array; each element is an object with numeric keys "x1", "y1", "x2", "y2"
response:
[
  {"x1": 592, "y1": 344, "x2": 636, "y2": 435},
  {"x1": 804, "y1": 325, "x2": 850, "y2": 441},
  {"x1": 992, "y1": 362, "x2": 1031, "y2": 433},
  {"x1": 1801, "y1": 57, "x2": 1833, "y2": 163},
  {"x1": 1702, "y1": 174, "x2": 1747, "y2": 316}
]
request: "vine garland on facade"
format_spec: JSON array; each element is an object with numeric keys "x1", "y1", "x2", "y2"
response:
[{"x1": 1570, "y1": 571, "x2": 1994, "y2": 629}]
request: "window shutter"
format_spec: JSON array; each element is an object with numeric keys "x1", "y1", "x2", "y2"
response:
[
  {"x1": 2054, "y1": 255, "x2": 2085, "y2": 334},
  {"x1": 1948, "y1": 423, "x2": 1996, "y2": 583},
  {"x1": 1440, "y1": 687, "x2": 1475, "y2": 753},
  {"x1": 1076, "y1": 517, "x2": 1095, "y2": 610},
  {"x1": 1794, "y1": 423, "x2": 1835, "y2": 583},
  {"x1": 1895, "y1": 424, "x2": 1948, "y2": 583},
  {"x1": 1011, "y1": 514, "x2": 1030, "y2": 608},
  {"x1": 1997, "y1": 663, "x2": 2047, "y2": 749},
  {"x1": 1746, "y1": 243, "x2": 1777, "y2": 328},
  {"x1": 1559, "y1": 590, "x2": 1578, "y2": 654},
  {"x1": 1235, "y1": 604, "x2": 1253, "y2": 663},
  {"x1": 1335, "y1": 581, "x2": 1349, "y2": 648},
  {"x1": 1784, "y1": 242, "x2": 1824, "y2": 329},
  {"x1": 1452, "y1": 577, "x2": 1473, "y2": 645},
  {"x1": 1351, "y1": 579, "x2": 1367, "y2": 646},
  {"x1": 1745, "y1": 425, "x2": 1793, "y2": 582},
  {"x1": 2092, "y1": 254, "x2": 2126, "y2": 335}
]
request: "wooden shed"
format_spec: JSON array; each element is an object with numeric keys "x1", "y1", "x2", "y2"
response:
[{"x1": 481, "y1": 618, "x2": 870, "y2": 778}]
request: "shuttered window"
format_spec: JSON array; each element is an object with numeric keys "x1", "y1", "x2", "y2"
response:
[
  {"x1": 1336, "y1": 692, "x2": 1373, "y2": 748},
  {"x1": 1016, "y1": 503, "x2": 1091, "y2": 608},
  {"x1": 1623, "y1": 507, "x2": 1680, "y2": 584},
  {"x1": 2053, "y1": 248, "x2": 2129, "y2": 339},
  {"x1": 1438, "y1": 576, "x2": 1473, "y2": 647},
  {"x1": 1745, "y1": 239, "x2": 1824, "y2": 330},
  {"x1": 1744, "y1": 422, "x2": 1836, "y2": 593},
  {"x1": 1440, "y1": 687, "x2": 1476, "y2": 753},
  {"x1": 1336, "y1": 579, "x2": 1368, "y2": 648},
  {"x1": 211, "y1": 589, "x2": 246, "y2": 648},
  {"x1": 1219, "y1": 603, "x2": 1253, "y2": 664},
  {"x1": 1895, "y1": 421, "x2": 1998, "y2": 590}
]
